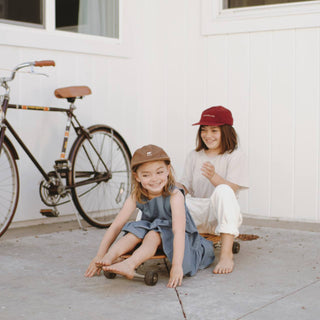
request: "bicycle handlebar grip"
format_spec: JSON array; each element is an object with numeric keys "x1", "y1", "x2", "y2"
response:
[{"x1": 34, "y1": 60, "x2": 55, "y2": 67}]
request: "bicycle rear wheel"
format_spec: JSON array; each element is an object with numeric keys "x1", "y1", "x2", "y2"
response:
[
  {"x1": 0, "y1": 139, "x2": 20, "y2": 237},
  {"x1": 68, "y1": 125, "x2": 131, "y2": 228}
]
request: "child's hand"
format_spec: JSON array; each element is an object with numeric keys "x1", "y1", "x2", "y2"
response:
[
  {"x1": 84, "y1": 256, "x2": 103, "y2": 278},
  {"x1": 201, "y1": 161, "x2": 216, "y2": 181},
  {"x1": 167, "y1": 265, "x2": 183, "y2": 288}
]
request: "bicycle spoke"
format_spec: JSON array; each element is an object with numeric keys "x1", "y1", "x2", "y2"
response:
[{"x1": 69, "y1": 126, "x2": 131, "y2": 227}]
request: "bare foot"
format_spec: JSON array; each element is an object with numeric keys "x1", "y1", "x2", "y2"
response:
[
  {"x1": 95, "y1": 258, "x2": 112, "y2": 269},
  {"x1": 104, "y1": 260, "x2": 135, "y2": 279},
  {"x1": 213, "y1": 253, "x2": 234, "y2": 274},
  {"x1": 96, "y1": 256, "x2": 124, "y2": 268}
]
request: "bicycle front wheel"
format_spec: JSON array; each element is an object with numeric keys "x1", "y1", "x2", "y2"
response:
[
  {"x1": 68, "y1": 125, "x2": 131, "y2": 228},
  {"x1": 0, "y1": 139, "x2": 20, "y2": 237}
]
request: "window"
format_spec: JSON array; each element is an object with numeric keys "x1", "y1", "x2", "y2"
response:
[
  {"x1": 0, "y1": 0, "x2": 129, "y2": 57},
  {"x1": 0, "y1": 0, "x2": 119, "y2": 38},
  {"x1": 56, "y1": 0, "x2": 119, "y2": 39},
  {"x1": 224, "y1": 0, "x2": 316, "y2": 8},
  {"x1": 0, "y1": 0, "x2": 43, "y2": 27},
  {"x1": 202, "y1": 0, "x2": 320, "y2": 35}
]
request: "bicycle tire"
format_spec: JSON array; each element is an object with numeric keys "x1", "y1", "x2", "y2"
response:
[
  {"x1": 0, "y1": 139, "x2": 20, "y2": 237},
  {"x1": 68, "y1": 125, "x2": 131, "y2": 228}
]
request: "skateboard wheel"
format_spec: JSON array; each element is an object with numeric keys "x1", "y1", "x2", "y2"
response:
[
  {"x1": 104, "y1": 271, "x2": 117, "y2": 279},
  {"x1": 144, "y1": 271, "x2": 158, "y2": 286},
  {"x1": 232, "y1": 241, "x2": 240, "y2": 254}
]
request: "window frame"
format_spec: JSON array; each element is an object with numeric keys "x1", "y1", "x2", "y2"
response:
[
  {"x1": 0, "y1": 0, "x2": 130, "y2": 58},
  {"x1": 201, "y1": 0, "x2": 320, "y2": 35}
]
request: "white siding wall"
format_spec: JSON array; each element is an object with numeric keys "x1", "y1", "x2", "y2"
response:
[
  {"x1": 206, "y1": 28, "x2": 320, "y2": 222},
  {"x1": 1, "y1": 0, "x2": 319, "y2": 225}
]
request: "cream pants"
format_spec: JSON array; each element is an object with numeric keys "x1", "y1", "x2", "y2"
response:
[{"x1": 185, "y1": 184, "x2": 242, "y2": 237}]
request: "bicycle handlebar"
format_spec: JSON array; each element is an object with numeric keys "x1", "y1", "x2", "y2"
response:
[
  {"x1": 1, "y1": 60, "x2": 56, "y2": 86},
  {"x1": 14, "y1": 60, "x2": 56, "y2": 72},
  {"x1": 34, "y1": 60, "x2": 55, "y2": 67}
]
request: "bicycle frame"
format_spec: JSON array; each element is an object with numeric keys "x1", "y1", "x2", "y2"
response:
[
  {"x1": 0, "y1": 100, "x2": 110, "y2": 189},
  {"x1": 2, "y1": 102, "x2": 73, "y2": 180}
]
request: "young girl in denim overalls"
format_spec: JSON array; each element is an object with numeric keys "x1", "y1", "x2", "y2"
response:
[{"x1": 85, "y1": 144, "x2": 214, "y2": 287}]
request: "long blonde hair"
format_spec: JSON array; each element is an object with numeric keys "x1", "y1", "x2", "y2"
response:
[{"x1": 131, "y1": 160, "x2": 176, "y2": 203}]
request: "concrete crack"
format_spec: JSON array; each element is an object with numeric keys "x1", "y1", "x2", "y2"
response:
[
  {"x1": 175, "y1": 287, "x2": 187, "y2": 319},
  {"x1": 164, "y1": 259, "x2": 187, "y2": 319},
  {"x1": 235, "y1": 278, "x2": 320, "y2": 320}
]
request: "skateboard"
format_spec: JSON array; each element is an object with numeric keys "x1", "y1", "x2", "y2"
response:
[
  {"x1": 104, "y1": 248, "x2": 166, "y2": 286},
  {"x1": 103, "y1": 233, "x2": 259, "y2": 286}
]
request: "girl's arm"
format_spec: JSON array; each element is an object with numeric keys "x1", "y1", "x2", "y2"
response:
[
  {"x1": 175, "y1": 182, "x2": 189, "y2": 194},
  {"x1": 201, "y1": 161, "x2": 240, "y2": 194},
  {"x1": 84, "y1": 195, "x2": 137, "y2": 277},
  {"x1": 167, "y1": 189, "x2": 186, "y2": 288}
]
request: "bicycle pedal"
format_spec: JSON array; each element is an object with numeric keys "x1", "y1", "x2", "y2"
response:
[
  {"x1": 54, "y1": 159, "x2": 70, "y2": 173},
  {"x1": 40, "y1": 209, "x2": 59, "y2": 217}
]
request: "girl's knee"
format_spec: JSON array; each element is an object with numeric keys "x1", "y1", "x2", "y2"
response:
[
  {"x1": 212, "y1": 184, "x2": 234, "y2": 199},
  {"x1": 215, "y1": 184, "x2": 233, "y2": 193},
  {"x1": 210, "y1": 184, "x2": 241, "y2": 215},
  {"x1": 145, "y1": 230, "x2": 161, "y2": 244}
]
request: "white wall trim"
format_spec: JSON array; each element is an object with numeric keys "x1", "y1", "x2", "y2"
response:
[
  {"x1": 0, "y1": 0, "x2": 131, "y2": 58},
  {"x1": 201, "y1": 0, "x2": 320, "y2": 35}
]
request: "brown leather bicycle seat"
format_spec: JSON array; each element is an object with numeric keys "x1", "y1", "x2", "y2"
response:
[{"x1": 54, "y1": 86, "x2": 92, "y2": 99}]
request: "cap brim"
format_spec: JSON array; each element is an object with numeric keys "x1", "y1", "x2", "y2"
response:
[
  {"x1": 192, "y1": 121, "x2": 225, "y2": 126},
  {"x1": 131, "y1": 156, "x2": 170, "y2": 169}
]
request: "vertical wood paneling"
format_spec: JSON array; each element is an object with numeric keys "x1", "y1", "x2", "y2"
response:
[
  {"x1": 92, "y1": 56, "x2": 111, "y2": 123},
  {"x1": 226, "y1": 33, "x2": 250, "y2": 212},
  {"x1": 319, "y1": 30, "x2": 320, "y2": 223},
  {"x1": 206, "y1": 36, "x2": 228, "y2": 107},
  {"x1": 270, "y1": 30, "x2": 295, "y2": 219},
  {"x1": 294, "y1": 29, "x2": 319, "y2": 221},
  {"x1": 137, "y1": 0, "x2": 166, "y2": 149},
  {"x1": 248, "y1": 32, "x2": 272, "y2": 217},
  {"x1": 318, "y1": 29, "x2": 320, "y2": 224},
  {"x1": 163, "y1": 0, "x2": 188, "y2": 174},
  {"x1": 181, "y1": 0, "x2": 206, "y2": 178},
  {"x1": 104, "y1": 57, "x2": 139, "y2": 147}
]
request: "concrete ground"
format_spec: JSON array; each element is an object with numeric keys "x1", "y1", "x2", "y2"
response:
[{"x1": 1, "y1": 218, "x2": 320, "y2": 320}]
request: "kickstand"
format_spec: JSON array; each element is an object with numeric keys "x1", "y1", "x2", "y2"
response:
[{"x1": 74, "y1": 210, "x2": 87, "y2": 231}]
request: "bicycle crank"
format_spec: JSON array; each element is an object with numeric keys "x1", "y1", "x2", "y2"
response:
[{"x1": 39, "y1": 171, "x2": 69, "y2": 206}]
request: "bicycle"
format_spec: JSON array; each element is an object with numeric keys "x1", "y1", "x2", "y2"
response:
[{"x1": 0, "y1": 60, "x2": 132, "y2": 237}]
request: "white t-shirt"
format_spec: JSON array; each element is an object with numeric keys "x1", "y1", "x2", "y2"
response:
[{"x1": 179, "y1": 149, "x2": 249, "y2": 198}]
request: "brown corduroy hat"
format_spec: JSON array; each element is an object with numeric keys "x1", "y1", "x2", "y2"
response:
[{"x1": 131, "y1": 144, "x2": 170, "y2": 169}]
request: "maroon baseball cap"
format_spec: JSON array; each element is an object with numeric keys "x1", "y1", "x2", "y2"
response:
[{"x1": 192, "y1": 106, "x2": 233, "y2": 126}]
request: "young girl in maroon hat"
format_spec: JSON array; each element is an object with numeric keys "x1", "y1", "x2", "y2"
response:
[
  {"x1": 178, "y1": 106, "x2": 248, "y2": 274},
  {"x1": 85, "y1": 144, "x2": 214, "y2": 288}
]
